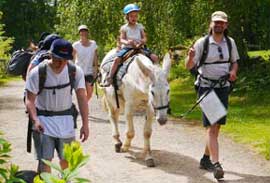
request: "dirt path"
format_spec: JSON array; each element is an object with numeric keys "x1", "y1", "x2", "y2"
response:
[{"x1": 0, "y1": 80, "x2": 270, "y2": 183}]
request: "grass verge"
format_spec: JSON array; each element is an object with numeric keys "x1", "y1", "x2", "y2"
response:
[{"x1": 0, "y1": 76, "x2": 21, "y2": 86}]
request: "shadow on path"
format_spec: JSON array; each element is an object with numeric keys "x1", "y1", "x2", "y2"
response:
[
  {"x1": 124, "y1": 147, "x2": 270, "y2": 183},
  {"x1": 89, "y1": 115, "x2": 125, "y2": 124}
]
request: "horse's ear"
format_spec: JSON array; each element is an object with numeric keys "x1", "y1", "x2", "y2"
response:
[
  {"x1": 162, "y1": 53, "x2": 171, "y2": 77},
  {"x1": 136, "y1": 57, "x2": 155, "y2": 81}
]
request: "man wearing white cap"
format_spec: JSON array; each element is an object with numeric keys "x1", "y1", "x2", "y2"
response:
[
  {"x1": 185, "y1": 11, "x2": 239, "y2": 180},
  {"x1": 73, "y1": 25, "x2": 98, "y2": 101}
]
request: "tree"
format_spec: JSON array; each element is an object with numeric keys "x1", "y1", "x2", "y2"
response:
[
  {"x1": 0, "y1": 11, "x2": 13, "y2": 78},
  {"x1": 0, "y1": 0, "x2": 57, "y2": 50}
]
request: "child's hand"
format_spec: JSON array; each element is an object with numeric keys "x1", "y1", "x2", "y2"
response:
[
  {"x1": 135, "y1": 42, "x2": 143, "y2": 48},
  {"x1": 127, "y1": 40, "x2": 136, "y2": 47}
]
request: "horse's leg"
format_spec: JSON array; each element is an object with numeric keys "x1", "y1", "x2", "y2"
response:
[
  {"x1": 144, "y1": 106, "x2": 155, "y2": 167},
  {"x1": 122, "y1": 103, "x2": 134, "y2": 152},
  {"x1": 107, "y1": 99, "x2": 122, "y2": 153}
]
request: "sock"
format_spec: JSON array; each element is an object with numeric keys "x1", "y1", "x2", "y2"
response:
[{"x1": 202, "y1": 154, "x2": 210, "y2": 160}]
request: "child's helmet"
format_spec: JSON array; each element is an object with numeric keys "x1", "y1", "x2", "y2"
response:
[{"x1": 123, "y1": 4, "x2": 140, "y2": 15}]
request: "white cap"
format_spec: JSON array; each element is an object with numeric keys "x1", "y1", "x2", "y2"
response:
[
  {"x1": 78, "y1": 25, "x2": 89, "y2": 32},
  {"x1": 211, "y1": 11, "x2": 228, "y2": 22}
]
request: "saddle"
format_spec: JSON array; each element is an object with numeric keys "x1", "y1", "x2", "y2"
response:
[{"x1": 100, "y1": 48, "x2": 145, "y2": 87}]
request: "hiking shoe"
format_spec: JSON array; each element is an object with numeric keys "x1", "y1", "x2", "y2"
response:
[
  {"x1": 213, "y1": 162, "x2": 224, "y2": 180},
  {"x1": 199, "y1": 158, "x2": 214, "y2": 171}
]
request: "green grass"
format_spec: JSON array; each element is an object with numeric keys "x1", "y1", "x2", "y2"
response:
[
  {"x1": 248, "y1": 50, "x2": 270, "y2": 60},
  {"x1": 170, "y1": 77, "x2": 201, "y2": 120},
  {"x1": 0, "y1": 76, "x2": 21, "y2": 86},
  {"x1": 170, "y1": 76, "x2": 270, "y2": 160}
]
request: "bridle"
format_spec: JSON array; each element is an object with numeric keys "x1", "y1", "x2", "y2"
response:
[{"x1": 154, "y1": 104, "x2": 169, "y2": 111}]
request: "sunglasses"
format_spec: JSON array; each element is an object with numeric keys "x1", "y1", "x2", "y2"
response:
[{"x1": 217, "y1": 46, "x2": 224, "y2": 60}]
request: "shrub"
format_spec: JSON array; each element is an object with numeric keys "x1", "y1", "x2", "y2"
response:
[
  {"x1": 0, "y1": 132, "x2": 26, "y2": 183},
  {"x1": 34, "y1": 141, "x2": 90, "y2": 183}
]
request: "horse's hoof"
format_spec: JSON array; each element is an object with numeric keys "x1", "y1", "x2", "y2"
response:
[
  {"x1": 145, "y1": 158, "x2": 155, "y2": 167},
  {"x1": 115, "y1": 142, "x2": 122, "y2": 153}
]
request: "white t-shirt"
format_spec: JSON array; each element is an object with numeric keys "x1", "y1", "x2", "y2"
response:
[
  {"x1": 26, "y1": 60, "x2": 85, "y2": 138},
  {"x1": 120, "y1": 23, "x2": 144, "y2": 48},
  {"x1": 73, "y1": 40, "x2": 97, "y2": 75}
]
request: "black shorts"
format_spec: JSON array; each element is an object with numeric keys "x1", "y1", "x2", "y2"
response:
[
  {"x1": 85, "y1": 75, "x2": 94, "y2": 86},
  {"x1": 198, "y1": 87, "x2": 229, "y2": 127}
]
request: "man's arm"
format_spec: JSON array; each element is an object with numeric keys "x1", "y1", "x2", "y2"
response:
[
  {"x1": 26, "y1": 90, "x2": 44, "y2": 133},
  {"x1": 140, "y1": 29, "x2": 147, "y2": 45},
  {"x1": 93, "y1": 50, "x2": 98, "y2": 77},
  {"x1": 76, "y1": 88, "x2": 89, "y2": 142}
]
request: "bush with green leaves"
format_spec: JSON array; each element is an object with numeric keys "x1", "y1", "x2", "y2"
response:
[
  {"x1": 0, "y1": 11, "x2": 14, "y2": 78},
  {"x1": 0, "y1": 132, "x2": 26, "y2": 183},
  {"x1": 34, "y1": 141, "x2": 90, "y2": 183}
]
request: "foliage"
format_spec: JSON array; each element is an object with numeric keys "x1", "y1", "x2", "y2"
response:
[
  {"x1": 34, "y1": 141, "x2": 90, "y2": 183},
  {"x1": 55, "y1": 0, "x2": 193, "y2": 58},
  {"x1": 0, "y1": 132, "x2": 26, "y2": 183},
  {"x1": 0, "y1": 0, "x2": 57, "y2": 50},
  {"x1": 54, "y1": 0, "x2": 270, "y2": 63},
  {"x1": 235, "y1": 50, "x2": 270, "y2": 93},
  {"x1": 0, "y1": 11, "x2": 13, "y2": 78}
]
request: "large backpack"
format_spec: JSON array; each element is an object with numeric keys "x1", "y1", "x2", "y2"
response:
[
  {"x1": 7, "y1": 50, "x2": 34, "y2": 76},
  {"x1": 190, "y1": 34, "x2": 232, "y2": 76}
]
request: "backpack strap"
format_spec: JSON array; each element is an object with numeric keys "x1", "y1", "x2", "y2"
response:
[
  {"x1": 37, "y1": 61, "x2": 76, "y2": 95},
  {"x1": 38, "y1": 62, "x2": 47, "y2": 95},
  {"x1": 67, "y1": 61, "x2": 76, "y2": 94},
  {"x1": 199, "y1": 34, "x2": 233, "y2": 68},
  {"x1": 224, "y1": 35, "x2": 232, "y2": 63},
  {"x1": 198, "y1": 35, "x2": 210, "y2": 69}
]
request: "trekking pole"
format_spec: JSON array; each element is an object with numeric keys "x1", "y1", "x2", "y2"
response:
[{"x1": 180, "y1": 74, "x2": 229, "y2": 118}]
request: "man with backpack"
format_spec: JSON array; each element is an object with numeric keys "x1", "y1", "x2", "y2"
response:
[
  {"x1": 185, "y1": 11, "x2": 239, "y2": 180},
  {"x1": 25, "y1": 38, "x2": 89, "y2": 173}
]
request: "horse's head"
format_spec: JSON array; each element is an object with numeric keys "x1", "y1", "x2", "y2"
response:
[{"x1": 136, "y1": 53, "x2": 171, "y2": 125}]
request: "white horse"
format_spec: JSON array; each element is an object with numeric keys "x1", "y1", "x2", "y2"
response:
[{"x1": 100, "y1": 49, "x2": 171, "y2": 167}]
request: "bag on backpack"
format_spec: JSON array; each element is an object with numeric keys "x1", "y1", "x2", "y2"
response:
[{"x1": 7, "y1": 50, "x2": 34, "y2": 76}]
